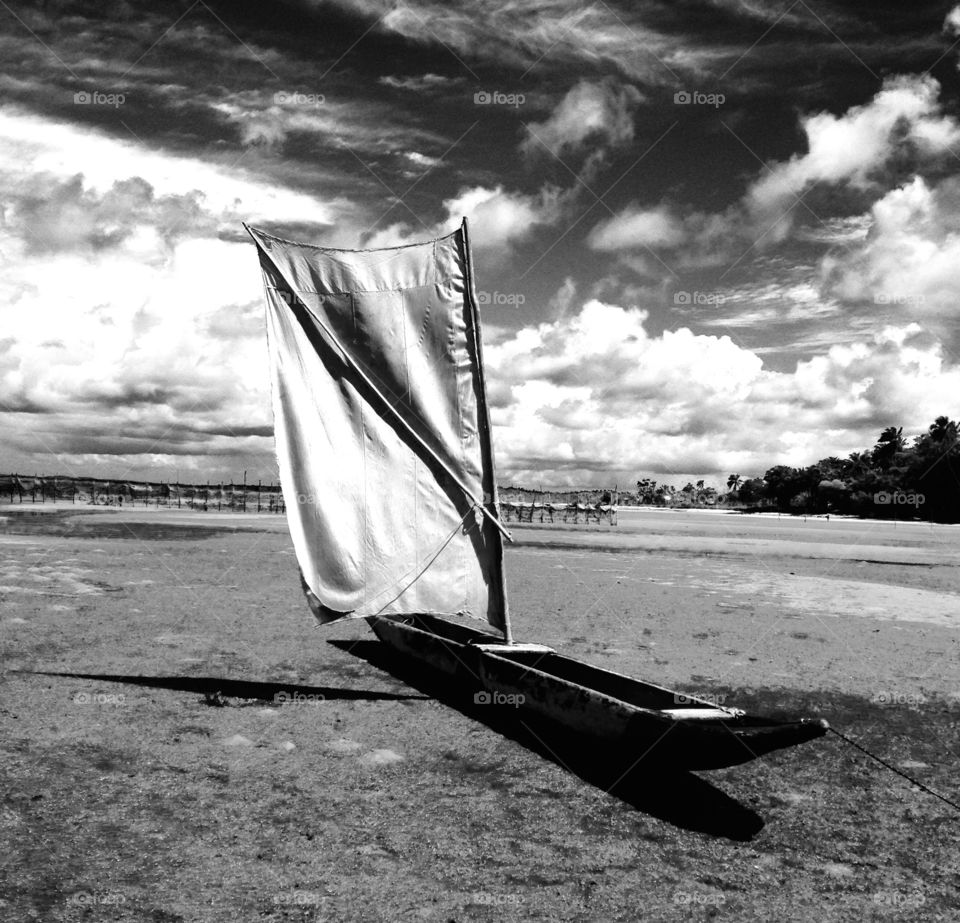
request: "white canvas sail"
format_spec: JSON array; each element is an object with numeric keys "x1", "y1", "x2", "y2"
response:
[{"x1": 248, "y1": 222, "x2": 508, "y2": 635}]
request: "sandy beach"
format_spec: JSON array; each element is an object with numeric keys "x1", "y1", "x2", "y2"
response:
[{"x1": 2, "y1": 504, "x2": 958, "y2": 921}]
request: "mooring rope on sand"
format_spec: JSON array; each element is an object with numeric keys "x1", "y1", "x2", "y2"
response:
[{"x1": 827, "y1": 726, "x2": 960, "y2": 815}]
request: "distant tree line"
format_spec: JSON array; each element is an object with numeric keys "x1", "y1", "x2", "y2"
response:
[
  {"x1": 633, "y1": 416, "x2": 960, "y2": 522},
  {"x1": 632, "y1": 478, "x2": 718, "y2": 507}
]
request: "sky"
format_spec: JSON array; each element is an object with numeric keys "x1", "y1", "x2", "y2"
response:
[{"x1": 2, "y1": 0, "x2": 960, "y2": 488}]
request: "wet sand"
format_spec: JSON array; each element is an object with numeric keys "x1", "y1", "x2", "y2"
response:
[{"x1": 1, "y1": 504, "x2": 958, "y2": 921}]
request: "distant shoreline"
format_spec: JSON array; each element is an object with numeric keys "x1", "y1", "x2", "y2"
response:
[
  {"x1": 617, "y1": 505, "x2": 947, "y2": 525},
  {"x1": 2, "y1": 499, "x2": 952, "y2": 532}
]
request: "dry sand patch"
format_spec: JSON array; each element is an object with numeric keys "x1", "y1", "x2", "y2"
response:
[{"x1": 1, "y1": 506, "x2": 958, "y2": 921}]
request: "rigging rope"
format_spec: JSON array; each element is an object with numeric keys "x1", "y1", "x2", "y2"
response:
[
  {"x1": 368, "y1": 505, "x2": 481, "y2": 617},
  {"x1": 827, "y1": 726, "x2": 960, "y2": 815}
]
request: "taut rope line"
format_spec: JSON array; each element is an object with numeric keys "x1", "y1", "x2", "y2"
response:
[{"x1": 827, "y1": 726, "x2": 960, "y2": 815}]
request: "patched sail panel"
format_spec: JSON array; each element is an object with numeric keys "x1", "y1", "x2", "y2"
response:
[{"x1": 248, "y1": 223, "x2": 507, "y2": 634}]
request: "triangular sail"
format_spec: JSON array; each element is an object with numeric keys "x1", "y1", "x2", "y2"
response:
[{"x1": 248, "y1": 222, "x2": 508, "y2": 635}]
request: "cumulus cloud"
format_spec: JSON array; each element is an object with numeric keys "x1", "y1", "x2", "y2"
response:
[
  {"x1": 0, "y1": 110, "x2": 333, "y2": 479},
  {"x1": 821, "y1": 175, "x2": 960, "y2": 345},
  {"x1": 745, "y1": 74, "x2": 960, "y2": 225},
  {"x1": 944, "y1": 5, "x2": 960, "y2": 35},
  {"x1": 404, "y1": 151, "x2": 441, "y2": 167},
  {"x1": 521, "y1": 79, "x2": 642, "y2": 164},
  {"x1": 0, "y1": 235, "x2": 273, "y2": 479},
  {"x1": 363, "y1": 184, "x2": 563, "y2": 250},
  {"x1": 0, "y1": 107, "x2": 566, "y2": 478},
  {"x1": 484, "y1": 301, "x2": 960, "y2": 484},
  {"x1": 588, "y1": 75, "x2": 960, "y2": 264},
  {"x1": 441, "y1": 184, "x2": 563, "y2": 247},
  {"x1": 547, "y1": 276, "x2": 578, "y2": 321},
  {"x1": 587, "y1": 204, "x2": 688, "y2": 251},
  {"x1": 0, "y1": 107, "x2": 338, "y2": 228},
  {"x1": 8, "y1": 174, "x2": 212, "y2": 255}
]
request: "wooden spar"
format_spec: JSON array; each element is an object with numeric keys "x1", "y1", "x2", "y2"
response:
[
  {"x1": 244, "y1": 223, "x2": 513, "y2": 546},
  {"x1": 460, "y1": 217, "x2": 513, "y2": 644}
]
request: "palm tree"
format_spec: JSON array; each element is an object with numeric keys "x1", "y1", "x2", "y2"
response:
[
  {"x1": 876, "y1": 426, "x2": 904, "y2": 452},
  {"x1": 929, "y1": 416, "x2": 958, "y2": 444},
  {"x1": 874, "y1": 426, "x2": 904, "y2": 468},
  {"x1": 727, "y1": 473, "x2": 742, "y2": 491},
  {"x1": 847, "y1": 451, "x2": 869, "y2": 477}
]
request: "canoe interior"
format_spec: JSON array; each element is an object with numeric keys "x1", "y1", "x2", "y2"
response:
[
  {"x1": 403, "y1": 612, "x2": 498, "y2": 645},
  {"x1": 382, "y1": 613, "x2": 744, "y2": 718},
  {"x1": 368, "y1": 613, "x2": 829, "y2": 769}
]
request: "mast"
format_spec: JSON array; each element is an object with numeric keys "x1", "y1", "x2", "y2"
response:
[{"x1": 460, "y1": 218, "x2": 514, "y2": 644}]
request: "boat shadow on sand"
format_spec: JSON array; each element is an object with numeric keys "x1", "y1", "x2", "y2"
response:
[
  {"x1": 328, "y1": 639, "x2": 765, "y2": 841},
  {"x1": 23, "y1": 670, "x2": 427, "y2": 703}
]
